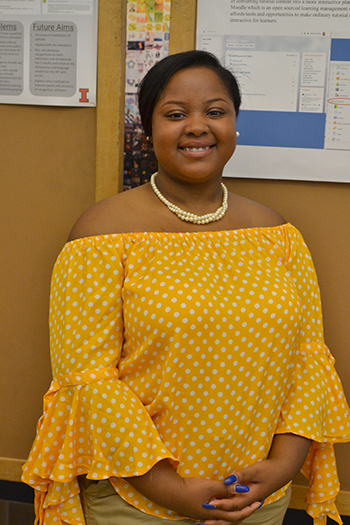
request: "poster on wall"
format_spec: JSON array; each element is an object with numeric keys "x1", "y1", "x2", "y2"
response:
[
  {"x1": 0, "y1": 0, "x2": 98, "y2": 106},
  {"x1": 197, "y1": 0, "x2": 350, "y2": 183},
  {"x1": 123, "y1": 0, "x2": 171, "y2": 190}
]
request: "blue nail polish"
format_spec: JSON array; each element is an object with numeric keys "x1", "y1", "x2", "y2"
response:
[
  {"x1": 224, "y1": 474, "x2": 238, "y2": 485},
  {"x1": 202, "y1": 504, "x2": 216, "y2": 509},
  {"x1": 258, "y1": 500, "x2": 265, "y2": 509},
  {"x1": 235, "y1": 484, "x2": 250, "y2": 493}
]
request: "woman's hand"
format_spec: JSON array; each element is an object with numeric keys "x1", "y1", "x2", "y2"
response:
[
  {"x1": 127, "y1": 459, "x2": 261, "y2": 523},
  {"x1": 201, "y1": 433, "x2": 311, "y2": 524},
  {"x1": 181, "y1": 477, "x2": 262, "y2": 524}
]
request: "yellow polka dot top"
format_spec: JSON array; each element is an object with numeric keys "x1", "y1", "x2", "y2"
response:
[{"x1": 22, "y1": 224, "x2": 350, "y2": 525}]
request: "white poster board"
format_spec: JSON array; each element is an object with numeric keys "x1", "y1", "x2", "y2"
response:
[
  {"x1": 196, "y1": 0, "x2": 350, "y2": 183},
  {"x1": 0, "y1": 0, "x2": 98, "y2": 106}
]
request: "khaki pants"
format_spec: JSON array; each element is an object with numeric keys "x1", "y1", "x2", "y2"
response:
[{"x1": 78, "y1": 477, "x2": 291, "y2": 525}]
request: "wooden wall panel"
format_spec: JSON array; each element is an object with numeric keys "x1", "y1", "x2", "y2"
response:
[{"x1": 95, "y1": 0, "x2": 127, "y2": 200}]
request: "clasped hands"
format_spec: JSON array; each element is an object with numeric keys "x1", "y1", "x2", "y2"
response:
[
  {"x1": 178, "y1": 461, "x2": 277, "y2": 525},
  {"x1": 128, "y1": 457, "x2": 288, "y2": 525},
  {"x1": 127, "y1": 434, "x2": 310, "y2": 525}
]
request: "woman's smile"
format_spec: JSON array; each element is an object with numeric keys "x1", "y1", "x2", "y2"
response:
[{"x1": 179, "y1": 141, "x2": 215, "y2": 157}]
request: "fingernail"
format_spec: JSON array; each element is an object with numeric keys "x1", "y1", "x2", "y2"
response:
[
  {"x1": 224, "y1": 474, "x2": 238, "y2": 485},
  {"x1": 258, "y1": 500, "x2": 265, "y2": 509},
  {"x1": 235, "y1": 484, "x2": 250, "y2": 493},
  {"x1": 202, "y1": 504, "x2": 216, "y2": 509}
]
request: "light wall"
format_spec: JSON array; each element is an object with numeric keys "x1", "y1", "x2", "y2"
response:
[{"x1": 0, "y1": 0, "x2": 349, "y2": 515}]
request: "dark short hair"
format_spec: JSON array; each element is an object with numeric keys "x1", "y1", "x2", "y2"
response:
[{"x1": 138, "y1": 50, "x2": 241, "y2": 137}]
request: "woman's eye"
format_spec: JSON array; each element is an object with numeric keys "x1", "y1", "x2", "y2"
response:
[
  {"x1": 208, "y1": 110, "x2": 224, "y2": 116},
  {"x1": 168, "y1": 112, "x2": 185, "y2": 119}
]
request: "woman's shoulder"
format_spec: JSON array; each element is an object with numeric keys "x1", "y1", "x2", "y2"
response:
[
  {"x1": 68, "y1": 185, "x2": 153, "y2": 241},
  {"x1": 228, "y1": 192, "x2": 286, "y2": 230},
  {"x1": 68, "y1": 185, "x2": 288, "y2": 242}
]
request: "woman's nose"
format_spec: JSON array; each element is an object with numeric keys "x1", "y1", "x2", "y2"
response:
[{"x1": 184, "y1": 113, "x2": 209, "y2": 135}]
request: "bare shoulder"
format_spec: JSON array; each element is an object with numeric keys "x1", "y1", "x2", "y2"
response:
[
  {"x1": 229, "y1": 192, "x2": 286, "y2": 229},
  {"x1": 247, "y1": 197, "x2": 286, "y2": 227},
  {"x1": 68, "y1": 185, "x2": 153, "y2": 241}
]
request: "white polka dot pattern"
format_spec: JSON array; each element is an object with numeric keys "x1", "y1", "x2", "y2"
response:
[{"x1": 21, "y1": 224, "x2": 350, "y2": 525}]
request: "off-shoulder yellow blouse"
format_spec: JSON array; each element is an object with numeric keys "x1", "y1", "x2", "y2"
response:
[{"x1": 22, "y1": 224, "x2": 350, "y2": 525}]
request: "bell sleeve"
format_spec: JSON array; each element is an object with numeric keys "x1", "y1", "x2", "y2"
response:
[
  {"x1": 275, "y1": 227, "x2": 350, "y2": 525},
  {"x1": 22, "y1": 235, "x2": 177, "y2": 525}
]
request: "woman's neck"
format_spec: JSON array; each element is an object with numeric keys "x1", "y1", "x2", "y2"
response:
[{"x1": 154, "y1": 171, "x2": 224, "y2": 216}]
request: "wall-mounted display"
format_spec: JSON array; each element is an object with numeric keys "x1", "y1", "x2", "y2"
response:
[
  {"x1": 197, "y1": 0, "x2": 350, "y2": 182},
  {"x1": 0, "y1": 0, "x2": 98, "y2": 106}
]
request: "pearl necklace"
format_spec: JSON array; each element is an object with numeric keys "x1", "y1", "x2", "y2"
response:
[{"x1": 150, "y1": 173, "x2": 228, "y2": 225}]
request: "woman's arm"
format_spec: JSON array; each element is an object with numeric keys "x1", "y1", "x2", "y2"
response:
[{"x1": 266, "y1": 433, "x2": 311, "y2": 486}]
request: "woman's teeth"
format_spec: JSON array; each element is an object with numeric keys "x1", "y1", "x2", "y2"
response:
[{"x1": 183, "y1": 146, "x2": 211, "y2": 152}]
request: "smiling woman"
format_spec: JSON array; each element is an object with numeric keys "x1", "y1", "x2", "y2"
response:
[
  {"x1": 21, "y1": 50, "x2": 350, "y2": 525},
  {"x1": 135, "y1": 50, "x2": 242, "y2": 224}
]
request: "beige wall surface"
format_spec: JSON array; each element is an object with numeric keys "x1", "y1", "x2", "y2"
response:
[
  {"x1": 0, "y1": 0, "x2": 349, "y2": 515},
  {"x1": 0, "y1": 105, "x2": 96, "y2": 464}
]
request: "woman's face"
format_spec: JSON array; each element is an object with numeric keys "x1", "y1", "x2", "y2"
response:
[{"x1": 151, "y1": 67, "x2": 237, "y2": 185}]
